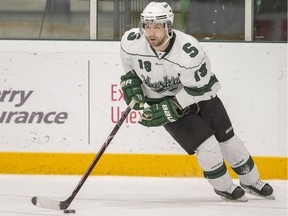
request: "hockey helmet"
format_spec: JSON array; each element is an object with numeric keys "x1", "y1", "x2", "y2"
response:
[{"x1": 140, "y1": 2, "x2": 174, "y2": 36}]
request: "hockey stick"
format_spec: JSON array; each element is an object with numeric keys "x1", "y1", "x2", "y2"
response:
[{"x1": 31, "y1": 99, "x2": 136, "y2": 210}]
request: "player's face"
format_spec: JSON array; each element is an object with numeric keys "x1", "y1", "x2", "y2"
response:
[{"x1": 144, "y1": 22, "x2": 168, "y2": 47}]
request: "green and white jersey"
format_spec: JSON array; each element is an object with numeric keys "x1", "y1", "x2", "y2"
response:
[{"x1": 120, "y1": 28, "x2": 221, "y2": 108}]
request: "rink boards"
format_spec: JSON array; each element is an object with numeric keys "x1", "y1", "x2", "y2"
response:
[
  {"x1": 0, "y1": 152, "x2": 287, "y2": 179},
  {"x1": 0, "y1": 41, "x2": 287, "y2": 179}
]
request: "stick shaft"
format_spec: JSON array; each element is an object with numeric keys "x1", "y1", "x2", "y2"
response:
[
  {"x1": 63, "y1": 100, "x2": 135, "y2": 208},
  {"x1": 32, "y1": 100, "x2": 136, "y2": 210}
]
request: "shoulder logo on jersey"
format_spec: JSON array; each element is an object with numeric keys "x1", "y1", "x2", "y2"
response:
[
  {"x1": 141, "y1": 74, "x2": 181, "y2": 93},
  {"x1": 127, "y1": 32, "x2": 141, "y2": 40}
]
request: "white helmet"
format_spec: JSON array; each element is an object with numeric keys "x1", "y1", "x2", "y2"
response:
[{"x1": 140, "y1": 2, "x2": 174, "y2": 36}]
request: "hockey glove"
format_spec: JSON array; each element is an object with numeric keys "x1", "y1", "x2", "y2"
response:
[
  {"x1": 120, "y1": 72, "x2": 145, "y2": 110},
  {"x1": 139, "y1": 99, "x2": 183, "y2": 127}
]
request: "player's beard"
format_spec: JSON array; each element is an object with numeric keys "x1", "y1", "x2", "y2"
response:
[{"x1": 147, "y1": 35, "x2": 170, "y2": 51}]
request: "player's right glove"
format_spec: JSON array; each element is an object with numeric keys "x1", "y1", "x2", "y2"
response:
[
  {"x1": 120, "y1": 71, "x2": 145, "y2": 110},
  {"x1": 139, "y1": 99, "x2": 184, "y2": 127}
]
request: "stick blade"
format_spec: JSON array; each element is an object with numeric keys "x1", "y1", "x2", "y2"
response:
[{"x1": 31, "y1": 196, "x2": 67, "y2": 210}]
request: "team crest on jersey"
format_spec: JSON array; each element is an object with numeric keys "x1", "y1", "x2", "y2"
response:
[{"x1": 141, "y1": 75, "x2": 181, "y2": 93}]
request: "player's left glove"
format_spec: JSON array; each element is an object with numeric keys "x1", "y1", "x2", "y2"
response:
[
  {"x1": 139, "y1": 99, "x2": 183, "y2": 127},
  {"x1": 120, "y1": 71, "x2": 145, "y2": 110}
]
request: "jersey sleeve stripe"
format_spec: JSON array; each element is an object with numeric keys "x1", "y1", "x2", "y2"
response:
[{"x1": 183, "y1": 75, "x2": 219, "y2": 96}]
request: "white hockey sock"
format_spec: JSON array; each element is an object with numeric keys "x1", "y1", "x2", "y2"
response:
[
  {"x1": 238, "y1": 165, "x2": 260, "y2": 185},
  {"x1": 207, "y1": 170, "x2": 233, "y2": 192},
  {"x1": 219, "y1": 134, "x2": 260, "y2": 185},
  {"x1": 195, "y1": 135, "x2": 233, "y2": 191}
]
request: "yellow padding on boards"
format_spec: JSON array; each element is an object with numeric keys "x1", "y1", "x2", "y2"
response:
[{"x1": 0, "y1": 152, "x2": 287, "y2": 179}]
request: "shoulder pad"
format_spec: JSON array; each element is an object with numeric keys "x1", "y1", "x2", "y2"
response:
[
  {"x1": 167, "y1": 30, "x2": 207, "y2": 69},
  {"x1": 121, "y1": 28, "x2": 147, "y2": 55}
]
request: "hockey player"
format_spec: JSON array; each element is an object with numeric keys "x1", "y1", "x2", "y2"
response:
[{"x1": 120, "y1": 1, "x2": 274, "y2": 201}]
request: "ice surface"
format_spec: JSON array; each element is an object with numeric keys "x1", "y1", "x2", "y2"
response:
[{"x1": 0, "y1": 175, "x2": 287, "y2": 216}]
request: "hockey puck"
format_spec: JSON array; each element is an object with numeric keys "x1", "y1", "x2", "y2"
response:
[{"x1": 63, "y1": 209, "x2": 76, "y2": 214}]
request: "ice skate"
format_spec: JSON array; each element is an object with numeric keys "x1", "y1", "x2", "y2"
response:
[
  {"x1": 214, "y1": 184, "x2": 248, "y2": 202},
  {"x1": 240, "y1": 180, "x2": 275, "y2": 200}
]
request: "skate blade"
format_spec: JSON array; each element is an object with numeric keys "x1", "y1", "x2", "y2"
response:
[
  {"x1": 243, "y1": 189, "x2": 276, "y2": 200},
  {"x1": 219, "y1": 194, "x2": 248, "y2": 202}
]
